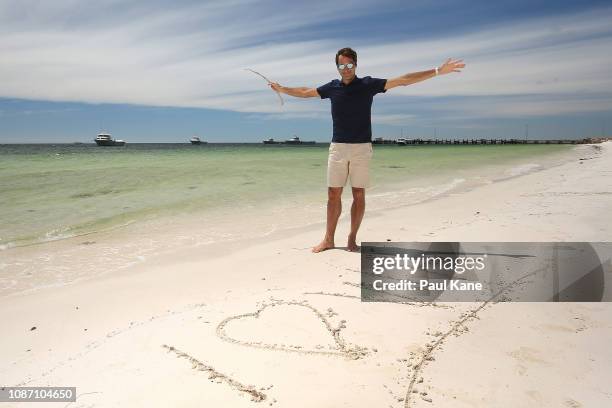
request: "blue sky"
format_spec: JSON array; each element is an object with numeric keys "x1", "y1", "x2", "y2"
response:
[{"x1": 0, "y1": 0, "x2": 611, "y2": 143}]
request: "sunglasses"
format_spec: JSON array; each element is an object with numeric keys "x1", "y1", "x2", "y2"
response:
[{"x1": 337, "y1": 63, "x2": 355, "y2": 70}]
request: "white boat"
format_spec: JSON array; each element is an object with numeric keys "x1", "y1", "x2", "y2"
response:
[
  {"x1": 284, "y1": 136, "x2": 315, "y2": 145},
  {"x1": 190, "y1": 136, "x2": 207, "y2": 145},
  {"x1": 95, "y1": 133, "x2": 126, "y2": 146}
]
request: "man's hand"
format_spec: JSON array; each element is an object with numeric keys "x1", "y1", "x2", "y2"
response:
[
  {"x1": 269, "y1": 82, "x2": 282, "y2": 92},
  {"x1": 384, "y1": 58, "x2": 466, "y2": 90},
  {"x1": 438, "y1": 58, "x2": 465, "y2": 75}
]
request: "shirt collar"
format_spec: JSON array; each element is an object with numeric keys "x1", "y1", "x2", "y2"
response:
[{"x1": 340, "y1": 75, "x2": 360, "y2": 87}]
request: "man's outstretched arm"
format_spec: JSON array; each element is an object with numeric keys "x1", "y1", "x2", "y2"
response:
[
  {"x1": 384, "y1": 58, "x2": 465, "y2": 91},
  {"x1": 269, "y1": 83, "x2": 319, "y2": 98}
]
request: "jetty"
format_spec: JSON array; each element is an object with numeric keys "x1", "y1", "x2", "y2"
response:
[{"x1": 372, "y1": 137, "x2": 609, "y2": 145}]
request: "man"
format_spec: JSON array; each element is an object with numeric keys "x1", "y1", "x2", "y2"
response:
[{"x1": 270, "y1": 47, "x2": 465, "y2": 253}]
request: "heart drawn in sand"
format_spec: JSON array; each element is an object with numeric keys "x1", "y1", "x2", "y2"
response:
[{"x1": 216, "y1": 300, "x2": 368, "y2": 359}]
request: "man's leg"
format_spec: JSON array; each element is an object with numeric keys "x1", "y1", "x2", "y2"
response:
[
  {"x1": 346, "y1": 143, "x2": 372, "y2": 252},
  {"x1": 347, "y1": 187, "x2": 365, "y2": 252},
  {"x1": 312, "y1": 187, "x2": 343, "y2": 253}
]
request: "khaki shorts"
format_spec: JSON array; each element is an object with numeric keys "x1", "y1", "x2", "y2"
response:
[{"x1": 327, "y1": 142, "x2": 373, "y2": 188}]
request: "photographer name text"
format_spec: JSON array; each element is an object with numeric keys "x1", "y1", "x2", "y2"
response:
[{"x1": 372, "y1": 279, "x2": 483, "y2": 291}]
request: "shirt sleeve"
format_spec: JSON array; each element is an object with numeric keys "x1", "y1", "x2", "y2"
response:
[
  {"x1": 316, "y1": 81, "x2": 333, "y2": 99},
  {"x1": 364, "y1": 77, "x2": 387, "y2": 95}
]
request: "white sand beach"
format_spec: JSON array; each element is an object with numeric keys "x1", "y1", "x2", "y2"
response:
[{"x1": 1, "y1": 142, "x2": 611, "y2": 407}]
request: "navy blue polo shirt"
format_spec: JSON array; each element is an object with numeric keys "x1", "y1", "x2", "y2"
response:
[{"x1": 317, "y1": 76, "x2": 387, "y2": 143}]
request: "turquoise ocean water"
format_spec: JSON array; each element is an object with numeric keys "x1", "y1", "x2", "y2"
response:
[
  {"x1": 0, "y1": 142, "x2": 573, "y2": 295},
  {"x1": 0, "y1": 142, "x2": 573, "y2": 249}
]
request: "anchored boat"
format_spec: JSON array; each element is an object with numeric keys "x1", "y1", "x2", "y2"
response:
[{"x1": 94, "y1": 133, "x2": 126, "y2": 146}]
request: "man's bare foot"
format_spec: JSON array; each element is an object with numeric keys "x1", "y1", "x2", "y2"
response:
[
  {"x1": 312, "y1": 239, "x2": 335, "y2": 253},
  {"x1": 347, "y1": 237, "x2": 360, "y2": 252}
]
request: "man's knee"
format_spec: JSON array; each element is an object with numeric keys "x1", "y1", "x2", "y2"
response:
[
  {"x1": 351, "y1": 187, "x2": 365, "y2": 201},
  {"x1": 328, "y1": 187, "x2": 343, "y2": 201}
]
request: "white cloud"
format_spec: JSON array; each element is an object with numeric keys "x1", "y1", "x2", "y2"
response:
[
  {"x1": 371, "y1": 113, "x2": 420, "y2": 126},
  {"x1": 450, "y1": 93, "x2": 612, "y2": 118},
  {"x1": 1, "y1": 1, "x2": 611, "y2": 122}
]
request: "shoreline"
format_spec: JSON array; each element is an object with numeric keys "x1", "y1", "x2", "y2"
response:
[{"x1": 1, "y1": 144, "x2": 582, "y2": 298}]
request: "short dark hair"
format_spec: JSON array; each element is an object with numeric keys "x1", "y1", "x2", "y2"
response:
[{"x1": 335, "y1": 47, "x2": 357, "y2": 66}]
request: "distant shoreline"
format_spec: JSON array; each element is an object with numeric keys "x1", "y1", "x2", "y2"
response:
[{"x1": 1, "y1": 138, "x2": 607, "y2": 146}]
